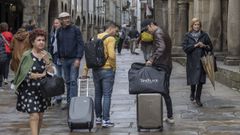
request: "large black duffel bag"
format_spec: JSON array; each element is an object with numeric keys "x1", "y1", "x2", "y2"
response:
[{"x1": 128, "y1": 63, "x2": 169, "y2": 95}]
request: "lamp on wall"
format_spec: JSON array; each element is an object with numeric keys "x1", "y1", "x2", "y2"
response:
[{"x1": 10, "y1": 4, "x2": 16, "y2": 12}]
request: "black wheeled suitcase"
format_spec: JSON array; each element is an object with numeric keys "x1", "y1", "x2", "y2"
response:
[
  {"x1": 137, "y1": 93, "x2": 163, "y2": 131},
  {"x1": 68, "y1": 78, "x2": 94, "y2": 132}
]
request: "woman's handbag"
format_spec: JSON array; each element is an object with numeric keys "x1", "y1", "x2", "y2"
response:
[{"x1": 40, "y1": 75, "x2": 65, "y2": 98}]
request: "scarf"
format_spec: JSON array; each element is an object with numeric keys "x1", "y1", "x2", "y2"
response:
[{"x1": 191, "y1": 31, "x2": 201, "y2": 42}]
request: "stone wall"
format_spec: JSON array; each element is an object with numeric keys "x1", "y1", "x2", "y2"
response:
[{"x1": 172, "y1": 57, "x2": 240, "y2": 90}]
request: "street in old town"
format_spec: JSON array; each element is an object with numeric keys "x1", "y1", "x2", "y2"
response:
[{"x1": 0, "y1": 49, "x2": 240, "y2": 135}]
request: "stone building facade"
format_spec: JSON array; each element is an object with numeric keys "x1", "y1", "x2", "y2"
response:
[
  {"x1": 0, "y1": 0, "x2": 123, "y2": 41},
  {"x1": 154, "y1": 0, "x2": 240, "y2": 66}
]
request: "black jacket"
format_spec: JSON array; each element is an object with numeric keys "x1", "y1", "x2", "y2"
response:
[
  {"x1": 57, "y1": 25, "x2": 84, "y2": 59},
  {"x1": 182, "y1": 31, "x2": 213, "y2": 85}
]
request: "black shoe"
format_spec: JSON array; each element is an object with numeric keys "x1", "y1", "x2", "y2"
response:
[
  {"x1": 196, "y1": 100, "x2": 203, "y2": 107},
  {"x1": 61, "y1": 104, "x2": 69, "y2": 110},
  {"x1": 190, "y1": 94, "x2": 194, "y2": 101}
]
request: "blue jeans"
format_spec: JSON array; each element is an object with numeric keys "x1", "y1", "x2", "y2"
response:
[
  {"x1": 62, "y1": 58, "x2": 79, "y2": 104},
  {"x1": 93, "y1": 68, "x2": 115, "y2": 121}
]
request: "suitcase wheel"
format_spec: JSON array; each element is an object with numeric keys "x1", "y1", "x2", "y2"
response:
[{"x1": 88, "y1": 122, "x2": 92, "y2": 132}]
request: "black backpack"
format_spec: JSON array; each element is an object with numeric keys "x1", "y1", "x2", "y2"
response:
[
  {"x1": 0, "y1": 35, "x2": 7, "y2": 62},
  {"x1": 85, "y1": 35, "x2": 110, "y2": 69}
]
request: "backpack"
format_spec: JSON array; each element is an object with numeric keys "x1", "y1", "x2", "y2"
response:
[
  {"x1": 141, "y1": 32, "x2": 153, "y2": 42},
  {"x1": 85, "y1": 35, "x2": 110, "y2": 69},
  {"x1": 0, "y1": 36, "x2": 7, "y2": 62}
]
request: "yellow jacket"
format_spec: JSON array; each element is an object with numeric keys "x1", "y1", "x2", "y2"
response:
[{"x1": 97, "y1": 32, "x2": 116, "y2": 70}]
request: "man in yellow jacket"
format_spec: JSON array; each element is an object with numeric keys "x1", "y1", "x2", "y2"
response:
[{"x1": 93, "y1": 21, "x2": 119, "y2": 128}]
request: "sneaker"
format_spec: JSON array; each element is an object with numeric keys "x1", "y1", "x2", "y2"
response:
[
  {"x1": 102, "y1": 120, "x2": 114, "y2": 128},
  {"x1": 96, "y1": 117, "x2": 102, "y2": 125},
  {"x1": 164, "y1": 117, "x2": 175, "y2": 124},
  {"x1": 4, "y1": 79, "x2": 8, "y2": 85}
]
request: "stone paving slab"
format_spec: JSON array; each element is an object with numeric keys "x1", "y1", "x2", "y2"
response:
[{"x1": 1, "y1": 49, "x2": 240, "y2": 135}]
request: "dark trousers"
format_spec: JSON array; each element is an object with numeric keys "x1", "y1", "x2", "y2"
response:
[
  {"x1": 117, "y1": 38, "x2": 124, "y2": 54},
  {"x1": 0, "y1": 61, "x2": 6, "y2": 87},
  {"x1": 162, "y1": 70, "x2": 173, "y2": 118},
  {"x1": 3, "y1": 54, "x2": 11, "y2": 79},
  {"x1": 191, "y1": 83, "x2": 203, "y2": 100}
]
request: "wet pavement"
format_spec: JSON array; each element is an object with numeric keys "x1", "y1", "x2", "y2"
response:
[{"x1": 1, "y1": 49, "x2": 240, "y2": 135}]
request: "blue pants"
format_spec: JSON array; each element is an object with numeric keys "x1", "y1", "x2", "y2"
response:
[
  {"x1": 93, "y1": 68, "x2": 115, "y2": 121},
  {"x1": 62, "y1": 58, "x2": 79, "y2": 104}
]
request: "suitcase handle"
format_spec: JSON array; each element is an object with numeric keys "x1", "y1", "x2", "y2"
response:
[{"x1": 78, "y1": 78, "x2": 89, "y2": 97}]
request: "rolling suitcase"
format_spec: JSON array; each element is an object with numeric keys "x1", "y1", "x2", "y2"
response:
[
  {"x1": 137, "y1": 93, "x2": 163, "y2": 131},
  {"x1": 68, "y1": 78, "x2": 94, "y2": 132}
]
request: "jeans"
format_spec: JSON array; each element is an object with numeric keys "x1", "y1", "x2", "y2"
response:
[
  {"x1": 62, "y1": 58, "x2": 79, "y2": 104},
  {"x1": 141, "y1": 42, "x2": 153, "y2": 61},
  {"x1": 0, "y1": 61, "x2": 5, "y2": 87},
  {"x1": 92, "y1": 68, "x2": 115, "y2": 121},
  {"x1": 130, "y1": 38, "x2": 137, "y2": 53},
  {"x1": 3, "y1": 54, "x2": 11, "y2": 79}
]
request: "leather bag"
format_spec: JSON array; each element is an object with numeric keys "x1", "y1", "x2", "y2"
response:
[{"x1": 40, "y1": 75, "x2": 65, "y2": 98}]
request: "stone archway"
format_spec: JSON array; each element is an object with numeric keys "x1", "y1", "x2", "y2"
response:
[
  {"x1": 0, "y1": 0, "x2": 23, "y2": 33},
  {"x1": 48, "y1": 0, "x2": 59, "y2": 32}
]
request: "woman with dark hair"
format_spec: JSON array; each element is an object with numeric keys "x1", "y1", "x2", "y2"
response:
[
  {"x1": 0, "y1": 22, "x2": 13, "y2": 86},
  {"x1": 182, "y1": 18, "x2": 213, "y2": 107},
  {"x1": 13, "y1": 28, "x2": 54, "y2": 135}
]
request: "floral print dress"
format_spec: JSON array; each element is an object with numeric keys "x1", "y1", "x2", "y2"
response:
[{"x1": 16, "y1": 53, "x2": 50, "y2": 113}]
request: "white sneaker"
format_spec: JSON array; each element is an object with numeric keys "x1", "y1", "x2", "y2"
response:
[
  {"x1": 163, "y1": 117, "x2": 175, "y2": 124},
  {"x1": 4, "y1": 79, "x2": 8, "y2": 85},
  {"x1": 96, "y1": 117, "x2": 102, "y2": 125},
  {"x1": 102, "y1": 120, "x2": 114, "y2": 127}
]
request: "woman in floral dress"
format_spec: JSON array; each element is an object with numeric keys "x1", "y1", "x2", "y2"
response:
[{"x1": 13, "y1": 28, "x2": 54, "y2": 135}]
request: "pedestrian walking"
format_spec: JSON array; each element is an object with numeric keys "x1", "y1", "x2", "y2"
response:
[
  {"x1": 48, "y1": 18, "x2": 63, "y2": 105},
  {"x1": 57, "y1": 12, "x2": 84, "y2": 110},
  {"x1": 13, "y1": 28, "x2": 54, "y2": 135},
  {"x1": 93, "y1": 21, "x2": 119, "y2": 127},
  {"x1": 141, "y1": 19, "x2": 175, "y2": 124},
  {"x1": 182, "y1": 18, "x2": 213, "y2": 107},
  {"x1": 0, "y1": 22, "x2": 13, "y2": 85},
  {"x1": 128, "y1": 26, "x2": 139, "y2": 55},
  {"x1": 117, "y1": 26, "x2": 127, "y2": 54},
  {"x1": 138, "y1": 30, "x2": 154, "y2": 61}
]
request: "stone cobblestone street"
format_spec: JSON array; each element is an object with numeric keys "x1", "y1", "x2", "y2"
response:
[{"x1": 0, "y1": 49, "x2": 240, "y2": 135}]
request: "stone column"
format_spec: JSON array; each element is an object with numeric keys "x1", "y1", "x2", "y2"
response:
[
  {"x1": 224, "y1": 0, "x2": 240, "y2": 65},
  {"x1": 168, "y1": 0, "x2": 177, "y2": 44},
  {"x1": 208, "y1": 0, "x2": 222, "y2": 52},
  {"x1": 188, "y1": 0, "x2": 194, "y2": 27},
  {"x1": 154, "y1": 0, "x2": 168, "y2": 31},
  {"x1": 172, "y1": 0, "x2": 188, "y2": 57}
]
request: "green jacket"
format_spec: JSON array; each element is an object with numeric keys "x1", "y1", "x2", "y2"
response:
[{"x1": 13, "y1": 50, "x2": 52, "y2": 93}]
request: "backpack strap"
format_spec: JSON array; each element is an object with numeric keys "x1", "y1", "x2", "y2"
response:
[
  {"x1": 101, "y1": 34, "x2": 111, "y2": 41},
  {"x1": 0, "y1": 34, "x2": 10, "y2": 47},
  {"x1": 101, "y1": 34, "x2": 111, "y2": 62}
]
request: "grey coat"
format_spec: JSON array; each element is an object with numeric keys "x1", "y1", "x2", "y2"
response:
[{"x1": 182, "y1": 31, "x2": 213, "y2": 85}]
